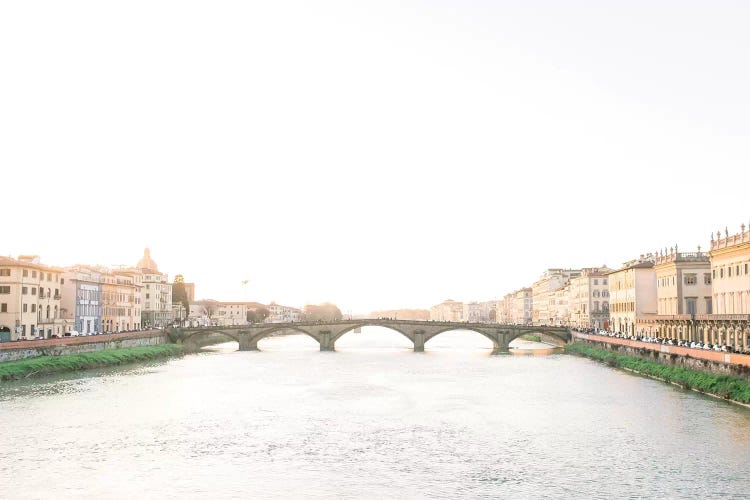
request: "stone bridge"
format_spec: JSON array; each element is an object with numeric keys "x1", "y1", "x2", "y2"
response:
[{"x1": 168, "y1": 320, "x2": 571, "y2": 354}]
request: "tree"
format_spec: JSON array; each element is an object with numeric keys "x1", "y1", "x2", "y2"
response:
[
  {"x1": 247, "y1": 306, "x2": 270, "y2": 323},
  {"x1": 303, "y1": 303, "x2": 343, "y2": 321},
  {"x1": 171, "y1": 274, "x2": 190, "y2": 318}
]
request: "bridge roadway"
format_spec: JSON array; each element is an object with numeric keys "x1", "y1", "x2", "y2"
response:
[{"x1": 168, "y1": 319, "x2": 572, "y2": 354}]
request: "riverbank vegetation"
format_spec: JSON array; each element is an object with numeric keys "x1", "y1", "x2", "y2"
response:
[
  {"x1": 0, "y1": 344, "x2": 184, "y2": 381},
  {"x1": 566, "y1": 343, "x2": 750, "y2": 404},
  {"x1": 519, "y1": 334, "x2": 541, "y2": 342}
]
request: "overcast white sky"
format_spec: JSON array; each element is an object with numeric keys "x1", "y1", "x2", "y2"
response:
[{"x1": 1, "y1": 1, "x2": 748, "y2": 313}]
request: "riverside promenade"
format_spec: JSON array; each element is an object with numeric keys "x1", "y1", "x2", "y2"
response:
[{"x1": 573, "y1": 331, "x2": 750, "y2": 368}]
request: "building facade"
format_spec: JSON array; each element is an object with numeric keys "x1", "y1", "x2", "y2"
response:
[
  {"x1": 608, "y1": 257, "x2": 657, "y2": 335},
  {"x1": 654, "y1": 247, "x2": 712, "y2": 316},
  {"x1": 137, "y1": 248, "x2": 172, "y2": 328},
  {"x1": 101, "y1": 267, "x2": 143, "y2": 332},
  {"x1": 0, "y1": 256, "x2": 65, "y2": 341},
  {"x1": 568, "y1": 268, "x2": 611, "y2": 330},
  {"x1": 430, "y1": 300, "x2": 464, "y2": 322},
  {"x1": 266, "y1": 303, "x2": 302, "y2": 323},
  {"x1": 508, "y1": 288, "x2": 533, "y2": 325},
  {"x1": 61, "y1": 266, "x2": 104, "y2": 335},
  {"x1": 710, "y1": 225, "x2": 750, "y2": 314},
  {"x1": 531, "y1": 269, "x2": 581, "y2": 325}
]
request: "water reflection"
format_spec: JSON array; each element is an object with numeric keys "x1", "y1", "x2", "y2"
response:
[{"x1": 1, "y1": 329, "x2": 749, "y2": 499}]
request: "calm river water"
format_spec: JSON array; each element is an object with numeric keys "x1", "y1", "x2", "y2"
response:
[{"x1": 1, "y1": 328, "x2": 750, "y2": 499}]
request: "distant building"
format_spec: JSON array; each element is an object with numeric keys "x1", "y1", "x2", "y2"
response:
[
  {"x1": 568, "y1": 268, "x2": 612, "y2": 330},
  {"x1": 371, "y1": 309, "x2": 430, "y2": 321},
  {"x1": 532, "y1": 269, "x2": 582, "y2": 325},
  {"x1": 507, "y1": 288, "x2": 532, "y2": 325},
  {"x1": 101, "y1": 267, "x2": 143, "y2": 332},
  {"x1": 0, "y1": 255, "x2": 65, "y2": 341},
  {"x1": 430, "y1": 300, "x2": 463, "y2": 321},
  {"x1": 266, "y1": 302, "x2": 302, "y2": 323},
  {"x1": 61, "y1": 265, "x2": 104, "y2": 335},
  {"x1": 137, "y1": 248, "x2": 172, "y2": 328}
]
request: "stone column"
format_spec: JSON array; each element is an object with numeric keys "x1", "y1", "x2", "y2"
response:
[
  {"x1": 492, "y1": 330, "x2": 510, "y2": 355},
  {"x1": 238, "y1": 335, "x2": 258, "y2": 351},
  {"x1": 319, "y1": 331, "x2": 334, "y2": 351},
  {"x1": 413, "y1": 331, "x2": 425, "y2": 352}
]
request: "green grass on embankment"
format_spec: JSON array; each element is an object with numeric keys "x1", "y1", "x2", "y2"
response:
[
  {"x1": 519, "y1": 334, "x2": 542, "y2": 342},
  {"x1": 565, "y1": 343, "x2": 750, "y2": 404},
  {"x1": 0, "y1": 344, "x2": 184, "y2": 381}
]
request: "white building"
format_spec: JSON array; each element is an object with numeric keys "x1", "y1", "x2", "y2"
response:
[
  {"x1": 137, "y1": 248, "x2": 172, "y2": 328},
  {"x1": 61, "y1": 265, "x2": 104, "y2": 335},
  {"x1": 266, "y1": 302, "x2": 301, "y2": 323},
  {"x1": 568, "y1": 268, "x2": 611, "y2": 330}
]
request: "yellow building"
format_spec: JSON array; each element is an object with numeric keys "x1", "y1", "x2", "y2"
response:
[
  {"x1": 0, "y1": 255, "x2": 65, "y2": 340},
  {"x1": 710, "y1": 224, "x2": 750, "y2": 314},
  {"x1": 101, "y1": 267, "x2": 143, "y2": 332}
]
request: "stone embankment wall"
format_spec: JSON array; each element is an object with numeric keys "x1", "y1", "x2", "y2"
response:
[
  {"x1": 0, "y1": 331, "x2": 170, "y2": 363},
  {"x1": 573, "y1": 332, "x2": 750, "y2": 381}
]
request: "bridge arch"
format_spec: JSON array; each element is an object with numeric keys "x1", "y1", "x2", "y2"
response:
[
  {"x1": 247, "y1": 325, "x2": 322, "y2": 347},
  {"x1": 506, "y1": 328, "x2": 569, "y2": 346},
  {"x1": 181, "y1": 329, "x2": 240, "y2": 348},
  {"x1": 423, "y1": 327, "x2": 500, "y2": 350},
  {"x1": 330, "y1": 322, "x2": 415, "y2": 346}
]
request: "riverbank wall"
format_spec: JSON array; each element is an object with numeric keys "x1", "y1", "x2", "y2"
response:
[
  {"x1": 572, "y1": 332, "x2": 750, "y2": 381},
  {"x1": 0, "y1": 330, "x2": 170, "y2": 363}
]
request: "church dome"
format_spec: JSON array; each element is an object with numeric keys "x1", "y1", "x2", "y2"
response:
[{"x1": 137, "y1": 248, "x2": 159, "y2": 272}]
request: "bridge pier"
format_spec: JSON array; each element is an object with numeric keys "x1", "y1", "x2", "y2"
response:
[
  {"x1": 413, "y1": 332, "x2": 425, "y2": 352},
  {"x1": 238, "y1": 336, "x2": 259, "y2": 351},
  {"x1": 319, "y1": 331, "x2": 334, "y2": 351}
]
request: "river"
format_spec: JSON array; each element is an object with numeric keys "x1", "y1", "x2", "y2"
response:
[{"x1": 1, "y1": 327, "x2": 749, "y2": 499}]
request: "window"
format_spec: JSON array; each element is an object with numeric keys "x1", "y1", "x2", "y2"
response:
[
  {"x1": 22, "y1": 287, "x2": 28, "y2": 295},
  {"x1": 23, "y1": 269, "x2": 28, "y2": 277},
  {"x1": 704, "y1": 273, "x2": 711, "y2": 285},
  {"x1": 713, "y1": 269, "x2": 716, "y2": 279},
  {"x1": 684, "y1": 274, "x2": 697, "y2": 285},
  {"x1": 0, "y1": 303, "x2": 6, "y2": 312},
  {"x1": 0, "y1": 286, "x2": 10, "y2": 294},
  {"x1": 729, "y1": 267, "x2": 733, "y2": 277},
  {"x1": 32, "y1": 271, "x2": 37, "y2": 278},
  {"x1": 23, "y1": 304, "x2": 27, "y2": 313},
  {"x1": 0, "y1": 269, "x2": 10, "y2": 276},
  {"x1": 686, "y1": 298, "x2": 697, "y2": 315},
  {"x1": 737, "y1": 265, "x2": 741, "y2": 276},
  {"x1": 31, "y1": 304, "x2": 36, "y2": 313},
  {"x1": 706, "y1": 298, "x2": 712, "y2": 314},
  {"x1": 31, "y1": 287, "x2": 36, "y2": 295},
  {"x1": 720, "y1": 268, "x2": 724, "y2": 278},
  {"x1": 593, "y1": 279, "x2": 599, "y2": 285},
  {"x1": 47, "y1": 273, "x2": 51, "y2": 281}
]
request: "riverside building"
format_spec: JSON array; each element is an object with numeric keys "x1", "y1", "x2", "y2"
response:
[
  {"x1": 61, "y1": 265, "x2": 104, "y2": 335},
  {"x1": 568, "y1": 268, "x2": 612, "y2": 330},
  {"x1": 607, "y1": 257, "x2": 657, "y2": 336},
  {"x1": 531, "y1": 269, "x2": 581, "y2": 325},
  {"x1": 137, "y1": 248, "x2": 173, "y2": 328},
  {"x1": 0, "y1": 255, "x2": 65, "y2": 341}
]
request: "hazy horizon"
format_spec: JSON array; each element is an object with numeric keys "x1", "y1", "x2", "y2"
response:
[{"x1": 2, "y1": 1, "x2": 748, "y2": 313}]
